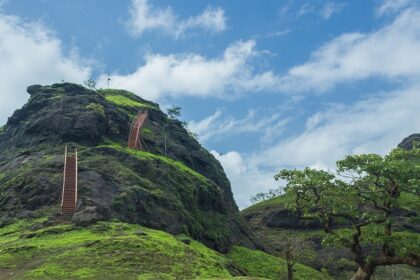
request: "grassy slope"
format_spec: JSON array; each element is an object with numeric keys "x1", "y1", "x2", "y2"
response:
[
  {"x1": 0, "y1": 219, "x2": 331, "y2": 280},
  {"x1": 99, "y1": 89, "x2": 158, "y2": 110}
]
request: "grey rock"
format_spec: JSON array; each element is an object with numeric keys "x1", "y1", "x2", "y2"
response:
[{"x1": 72, "y1": 206, "x2": 104, "y2": 227}]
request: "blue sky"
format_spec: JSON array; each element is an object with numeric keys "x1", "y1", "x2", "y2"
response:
[{"x1": 1, "y1": 0, "x2": 420, "y2": 208}]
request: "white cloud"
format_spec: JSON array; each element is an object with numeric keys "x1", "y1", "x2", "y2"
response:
[
  {"x1": 278, "y1": 8, "x2": 420, "y2": 93},
  {"x1": 188, "y1": 109, "x2": 287, "y2": 142},
  {"x1": 98, "y1": 40, "x2": 277, "y2": 100},
  {"x1": 283, "y1": 1, "x2": 344, "y2": 20},
  {"x1": 223, "y1": 84, "x2": 420, "y2": 209},
  {"x1": 254, "y1": 85, "x2": 420, "y2": 170},
  {"x1": 320, "y1": 2, "x2": 345, "y2": 20},
  {"x1": 117, "y1": 5, "x2": 420, "y2": 104},
  {"x1": 297, "y1": 3, "x2": 314, "y2": 17},
  {"x1": 376, "y1": 0, "x2": 413, "y2": 16},
  {"x1": 223, "y1": 6, "x2": 420, "y2": 209},
  {"x1": 0, "y1": 14, "x2": 90, "y2": 125},
  {"x1": 127, "y1": 0, "x2": 226, "y2": 38},
  {"x1": 211, "y1": 150, "x2": 277, "y2": 209}
]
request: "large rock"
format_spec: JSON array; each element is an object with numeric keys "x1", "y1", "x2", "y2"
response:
[{"x1": 398, "y1": 133, "x2": 420, "y2": 150}]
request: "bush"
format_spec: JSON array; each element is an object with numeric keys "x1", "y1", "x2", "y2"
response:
[{"x1": 86, "y1": 103, "x2": 105, "y2": 118}]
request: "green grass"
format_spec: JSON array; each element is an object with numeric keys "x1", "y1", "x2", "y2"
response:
[
  {"x1": 99, "y1": 89, "x2": 157, "y2": 110},
  {"x1": 399, "y1": 192, "x2": 420, "y2": 210},
  {"x1": 241, "y1": 193, "x2": 294, "y2": 215},
  {"x1": 0, "y1": 220, "x2": 231, "y2": 279},
  {"x1": 228, "y1": 246, "x2": 331, "y2": 280},
  {"x1": 0, "y1": 219, "x2": 327, "y2": 280},
  {"x1": 100, "y1": 144, "x2": 209, "y2": 183}
]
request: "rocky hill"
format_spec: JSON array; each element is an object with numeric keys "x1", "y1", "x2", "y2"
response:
[
  {"x1": 0, "y1": 83, "x2": 255, "y2": 253},
  {"x1": 0, "y1": 83, "x2": 332, "y2": 280}
]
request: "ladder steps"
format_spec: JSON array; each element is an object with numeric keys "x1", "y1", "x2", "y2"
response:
[
  {"x1": 128, "y1": 110, "x2": 148, "y2": 149},
  {"x1": 61, "y1": 147, "x2": 78, "y2": 215}
]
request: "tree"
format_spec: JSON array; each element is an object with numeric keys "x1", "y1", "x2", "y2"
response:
[
  {"x1": 275, "y1": 148, "x2": 420, "y2": 280},
  {"x1": 250, "y1": 188, "x2": 283, "y2": 204},
  {"x1": 167, "y1": 105, "x2": 182, "y2": 119},
  {"x1": 166, "y1": 106, "x2": 199, "y2": 141},
  {"x1": 273, "y1": 234, "x2": 311, "y2": 280},
  {"x1": 84, "y1": 78, "x2": 96, "y2": 90}
]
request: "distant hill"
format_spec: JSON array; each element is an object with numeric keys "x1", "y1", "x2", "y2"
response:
[{"x1": 241, "y1": 136, "x2": 420, "y2": 279}]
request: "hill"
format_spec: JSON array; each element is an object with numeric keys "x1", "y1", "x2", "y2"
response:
[
  {"x1": 0, "y1": 215, "x2": 331, "y2": 280},
  {"x1": 242, "y1": 194, "x2": 420, "y2": 279},
  {"x1": 0, "y1": 83, "x2": 256, "y2": 253}
]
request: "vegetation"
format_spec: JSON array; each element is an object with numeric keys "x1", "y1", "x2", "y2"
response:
[
  {"x1": 83, "y1": 78, "x2": 96, "y2": 90},
  {"x1": 250, "y1": 189, "x2": 284, "y2": 205},
  {"x1": 86, "y1": 103, "x2": 105, "y2": 117},
  {"x1": 0, "y1": 219, "x2": 327, "y2": 280},
  {"x1": 167, "y1": 105, "x2": 182, "y2": 119},
  {"x1": 275, "y1": 148, "x2": 420, "y2": 280},
  {"x1": 228, "y1": 246, "x2": 331, "y2": 280},
  {"x1": 166, "y1": 105, "x2": 199, "y2": 141},
  {"x1": 100, "y1": 89, "x2": 157, "y2": 109},
  {"x1": 99, "y1": 143, "x2": 208, "y2": 182}
]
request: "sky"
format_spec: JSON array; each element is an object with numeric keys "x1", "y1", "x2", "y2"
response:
[{"x1": 1, "y1": 0, "x2": 419, "y2": 209}]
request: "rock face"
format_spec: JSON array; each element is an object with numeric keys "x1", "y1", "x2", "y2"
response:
[
  {"x1": 0, "y1": 83, "x2": 258, "y2": 252},
  {"x1": 398, "y1": 133, "x2": 420, "y2": 150}
]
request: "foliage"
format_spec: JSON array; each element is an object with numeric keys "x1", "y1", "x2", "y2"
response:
[
  {"x1": 188, "y1": 130, "x2": 199, "y2": 141},
  {"x1": 83, "y1": 78, "x2": 96, "y2": 90},
  {"x1": 86, "y1": 103, "x2": 105, "y2": 117},
  {"x1": 165, "y1": 106, "x2": 200, "y2": 141},
  {"x1": 275, "y1": 148, "x2": 420, "y2": 279},
  {"x1": 250, "y1": 189, "x2": 283, "y2": 205},
  {"x1": 272, "y1": 234, "x2": 312, "y2": 280},
  {"x1": 167, "y1": 105, "x2": 182, "y2": 119},
  {"x1": 228, "y1": 246, "x2": 331, "y2": 280}
]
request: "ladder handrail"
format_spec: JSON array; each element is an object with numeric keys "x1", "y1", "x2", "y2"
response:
[{"x1": 128, "y1": 110, "x2": 149, "y2": 150}]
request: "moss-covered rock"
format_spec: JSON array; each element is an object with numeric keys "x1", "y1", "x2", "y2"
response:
[{"x1": 0, "y1": 83, "x2": 257, "y2": 252}]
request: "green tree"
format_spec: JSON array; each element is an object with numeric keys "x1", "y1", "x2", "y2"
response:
[
  {"x1": 84, "y1": 78, "x2": 96, "y2": 90},
  {"x1": 166, "y1": 106, "x2": 199, "y2": 141},
  {"x1": 167, "y1": 105, "x2": 182, "y2": 119},
  {"x1": 275, "y1": 148, "x2": 420, "y2": 280},
  {"x1": 273, "y1": 234, "x2": 311, "y2": 280}
]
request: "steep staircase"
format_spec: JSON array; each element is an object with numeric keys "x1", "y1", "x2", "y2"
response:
[
  {"x1": 61, "y1": 147, "x2": 78, "y2": 215},
  {"x1": 128, "y1": 110, "x2": 148, "y2": 150}
]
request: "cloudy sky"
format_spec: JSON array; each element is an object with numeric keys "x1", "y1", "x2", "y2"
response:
[{"x1": 1, "y1": 0, "x2": 419, "y2": 208}]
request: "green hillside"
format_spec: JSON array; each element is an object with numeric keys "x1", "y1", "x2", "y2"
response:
[{"x1": 0, "y1": 217, "x2": 330, "y2": 280}]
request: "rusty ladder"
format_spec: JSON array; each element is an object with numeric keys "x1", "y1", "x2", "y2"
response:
[
  {"x1": 128, "y1": 110, "x2": 148, "y2": 150},
  {"x1": 61, "y1": 146, "x2": 78, "y2": 215}
]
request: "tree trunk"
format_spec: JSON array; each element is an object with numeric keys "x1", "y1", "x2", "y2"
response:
[
  {"x1": 286, "y1": 262, "x2": 294, "y2": 280},
  {"x1": 351, "y1": 265, "x2": 375, "y2": 280}
]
